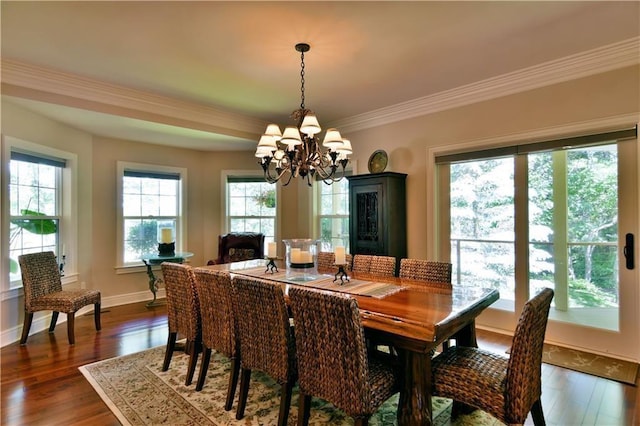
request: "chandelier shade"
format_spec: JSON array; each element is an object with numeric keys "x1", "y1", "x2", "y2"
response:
[{"x1": 255, "y1": 42, "x2": 351, "y2": 186}]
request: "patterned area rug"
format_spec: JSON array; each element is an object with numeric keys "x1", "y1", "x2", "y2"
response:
[
  {"x1": 542, "y1": 343, "x2": 638, "y2": 385},
  {"x1": 79, "y1": 346, "x2": 500, "y2": 425}
]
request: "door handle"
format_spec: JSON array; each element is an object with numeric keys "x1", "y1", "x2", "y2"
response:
[{"x1": 623, "y1": 233, "x2": 634, "y2": 270}]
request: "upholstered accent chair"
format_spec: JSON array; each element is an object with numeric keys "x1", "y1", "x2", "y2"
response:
[
  {"x1": 208, "y1": 232, "x2": 265, "y2": 265},
  {"x1": 18, "y1": 251, "x2": 101, "y2": 345},
  {"x1": 161, "y1": 262, "x2": 202, "y2": 386},
  {"x1": 352, "y1": 254, "x2": 396, "y2": 277},
  {"x1": 316, "y1": 251, "x2": 353, "y2": 274},
  {"x1": 289, "y1": 286, "x2": 400, "y2": 426},
  {"x1": 192, "y1": 268, "x2": 240, "y2": 410},
  {"x1": 431, "y1": 288, "x2": 554, "y2": 425},
  {"x1": 232, "y1": 276, "x2": 297, "y2": 426}
]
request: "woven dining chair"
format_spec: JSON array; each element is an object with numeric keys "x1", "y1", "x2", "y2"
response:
[
  {"x1": 18, "y1": 251, "x2": 101, "y2": 345},
  {"x1": 399, "y1": 258, "x2": 452, "y2": 284},
  {"x1": 289, "y1": 286, "x2": 400, "y2": 426},
  {"x1": 316, "y1": 251, "x2": 353, "y2": 274},
  {"x1": 161, "y1": 262, "x2": 202, "y2": 386},
  {"x1": 192, "y1": 268, "x2": 239, "y2": 410},
  {"x1": 232, "y1": 276, "x2": 296, "y2": 426},
  {"x1": 431, "y1": 287, "x2": 554, "y2": 425},
  {"x1": 352, "y1": 254, "x2": 396, "y2": 277}
]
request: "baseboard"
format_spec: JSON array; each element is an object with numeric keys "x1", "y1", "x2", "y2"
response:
[{"x1": 0, "y1": 289, "x2": 165, "y2": 347}]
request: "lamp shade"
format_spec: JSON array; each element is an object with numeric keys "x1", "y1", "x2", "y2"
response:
[
  {"x1": 257, "y1": 134, "x2": 278, "y2": 149},
  {"x1": 300, "y1": 113, "x2": 321, "y2": 136},
  {"x1": 255, "y1": 146, "x2": 273, "y2": 158},
  {"x1": 265, "y1": 124, "x2": 283, "y2": 141},
  {"x1": 281, "y1": 126, "x2": 303, "y2": 146},
  {"x1": 337, "y1": 138, "x2": 352, "y2": 154},
  {"x1": 322, "y1": 128, "x2": 344, "y2": 150}
]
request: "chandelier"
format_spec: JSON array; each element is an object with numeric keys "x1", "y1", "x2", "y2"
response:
[{"x1": 255, "y1": 43, "x2": 351, "y2": 186}]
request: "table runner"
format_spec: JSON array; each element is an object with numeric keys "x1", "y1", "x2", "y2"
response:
[{"x1": 231, "y1": 266, "x2": 405, "y2": 299}]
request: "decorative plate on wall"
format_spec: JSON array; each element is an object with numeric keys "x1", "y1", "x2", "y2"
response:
[{"x1": 368, "y1": 150, "x2": 388, "y2": 173}]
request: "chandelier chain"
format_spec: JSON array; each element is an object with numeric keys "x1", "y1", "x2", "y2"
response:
[{"x1": 299, "y1": 49, "x2": 306, "y2": 110}]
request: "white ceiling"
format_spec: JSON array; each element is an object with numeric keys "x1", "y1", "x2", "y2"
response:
[{"x1": 2, "y1": 1, "x2": 639, "y2": 151}]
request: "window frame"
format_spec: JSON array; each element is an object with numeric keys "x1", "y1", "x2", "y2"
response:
[
  {"x1": 221, "y1": 170, "x2": 280, "y2": 246},
  {"x1": 314, "y1": 177, "x2": 351, "y2": 252},
  {"x1": 2, "y1": 136, "x2": 78, "y2": 293},
  {"x1": 116, "y1": 161, "x2": 187, "y2": 269}
]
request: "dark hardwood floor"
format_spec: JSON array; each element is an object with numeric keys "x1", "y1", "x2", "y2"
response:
[{"x1": 1, "y1": 301, "x2": 638, "y2": 425}]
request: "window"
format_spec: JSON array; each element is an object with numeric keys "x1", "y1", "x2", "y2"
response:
[
  {"x1": 118, "y1": 162, "x2": 185, "y2": 266},
  {"x1": 316, "y1": 178, "x2": 350, "y2": 252},
  {"x1": 225, "y1": 177, "x2": 276, "y2": 245},
  {"x1": 9, "y1": 151, "x2": 64, "y2": 285}
]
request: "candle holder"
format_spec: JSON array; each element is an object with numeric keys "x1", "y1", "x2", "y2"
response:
[
  {"x1": 158, "y1": 242, "x2": 175, "y2": 256},
  {"x1": 333, "y1": 263, "x2": 350, "y2": 284},
  {"x1": 58, "y1": 255, "x2": 66, "y2": 277},
  {"x1": 265, "y1": 257, "x2": 278, "y2": 274}
]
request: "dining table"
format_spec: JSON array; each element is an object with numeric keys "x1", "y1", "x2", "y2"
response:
[{"x1": 204, "y1": 259, "x2": 499, "y2": 426}]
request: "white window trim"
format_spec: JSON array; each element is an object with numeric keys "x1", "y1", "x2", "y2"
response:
[
  {"x1": 312, "y1": 164, "x2": 357, "y2": 247},
  {"x1": 116, "y1": 161, "x2": 187, "y2": 271},
  {"x1": 1, "y1": 135, "x2": 78, "y2": 297},
  {"x1": 221, "y1": 170, "x2": 281, "y2": 243}
]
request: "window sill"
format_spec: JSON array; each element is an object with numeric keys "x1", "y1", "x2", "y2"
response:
[{"x1": 115, "y1": 264, "x2": 152, "y2": 275}]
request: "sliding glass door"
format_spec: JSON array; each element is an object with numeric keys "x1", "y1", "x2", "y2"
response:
[{"x1": 440, "y1": 130, "x2": 638, "y2": 359}]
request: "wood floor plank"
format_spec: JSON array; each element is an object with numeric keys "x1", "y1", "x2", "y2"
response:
[{"x1": 1, "y1": 302, "x2": 637, "y2": 426}]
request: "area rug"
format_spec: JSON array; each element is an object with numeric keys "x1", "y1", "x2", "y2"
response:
[
  {"x1": 79, "y1": 346, "x2": 500, "y2": 425},
  {"x1": 542, "y1": 343, "x2": 638, "y2": 385}
]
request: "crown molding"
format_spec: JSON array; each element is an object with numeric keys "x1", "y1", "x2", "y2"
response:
[
  {"x1": 0, "y1": 59, "x2": 267, "y2": 139},
  {"x1": 333, "y1": 37, "x2": 640, "y2": 132},
  {"x1": 2, "y1": 36, "x2": 639, "y2": 138}
]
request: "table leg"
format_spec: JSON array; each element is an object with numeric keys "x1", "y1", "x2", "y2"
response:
[
  {"x1": 142, "y1": 260, "x2": 164, "y2": 308},
  {"x1": 396, "y1": 348, "x2": 432, "y2": 426},
  {"x1": 451, "y1": 319, "x2": 478, "y2": 347}
]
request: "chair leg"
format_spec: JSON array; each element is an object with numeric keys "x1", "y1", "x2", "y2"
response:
[
  {"x1": 195, "y1": 347, "x2": 212, "y2": 391},
  {"x1": 66, "y1": 312, "x2": 76, "y2": 345},
  {"x1": 94, "y1": 303, "x2": 102, "y2": 330},
  {"x1": 49, "y1": 312, "x2": 59, "y2": 332},
  {"x1": 162, "y1": 332, "x2": 177, "y2": 371},
  {"x1": 20, "y1": 312, "x2": 34, "y2": 345},
  {"x1": 185, "y1": 340, "x2": 201, "y2": 386},
  {"x1": 236, "y1": 368, "x2": 251, "y2": 420},
  {"x1": 297, "y1": 393, "x2": 312, "y2": 426},
  {"x1": 531, "y1": 399, "x2": 546, "y2": 426},
  {"x1": 277, "y1": 380, "x2": 294, "y2": 426},
  {"x1": 225, "y1": 356, "x2": 241, "y2": 411}
]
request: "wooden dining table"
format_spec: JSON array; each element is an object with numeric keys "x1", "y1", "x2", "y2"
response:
[{"x1": 204, "y1": 259, "x2": 499, "y2": 426}]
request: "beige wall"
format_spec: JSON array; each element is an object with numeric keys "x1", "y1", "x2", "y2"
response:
[
  {"x1": 2, "y1": 64, "x2": 638, "y2": 345},
  {"x1": 346, "y1": 65, "x2": 640, "y2": 260}
]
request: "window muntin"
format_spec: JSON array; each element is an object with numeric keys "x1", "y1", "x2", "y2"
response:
[
  {"x1": 120, "y1": 167, "x2": 182, "y2": 265},
  {"x1": 9, "y1": 152, "x2": 64, "y2": 286}
]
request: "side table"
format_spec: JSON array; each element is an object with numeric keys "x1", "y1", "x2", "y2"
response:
[{"x1": 141, "y1": 252, "x2": 194, "y2": 307}]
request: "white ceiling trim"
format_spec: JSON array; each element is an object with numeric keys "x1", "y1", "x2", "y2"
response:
[
  {"x1": 2, "y1": 36, "x2": 639, "y2": 138},
  {"x1": 333, "y1": 37, "x2": 640, "y2": 133}
]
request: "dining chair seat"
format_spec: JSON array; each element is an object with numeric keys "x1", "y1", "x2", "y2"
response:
[
  {"x1": 431, "y1": 287, "x2": 554, "y2": 425},
  {"x1": 18, "y1": 251, "x2": 101, "y2": 345},
  {"x1": 192, "y1": 268, "x2": 239, "y2": 410}
]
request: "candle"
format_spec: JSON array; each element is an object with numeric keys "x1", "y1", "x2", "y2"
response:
[
  {"x1": 62, "y1": 244, "x2": 66, "y2": 257},
  {"x1": 334, "y1": 246, "x2": 346, "y2": 265},
  {"x1": 291, "y1": 248, "x2": 301, "y2": 263},
  {"x1": 267, "y1": 242, "x2": 277, "y2": 258},
  {"x1": 300, "y1": 251, "x2": 312, "y2": 263},
  {"x1": 161, "y1": 228, "x2": 173, "y2": 243}
]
